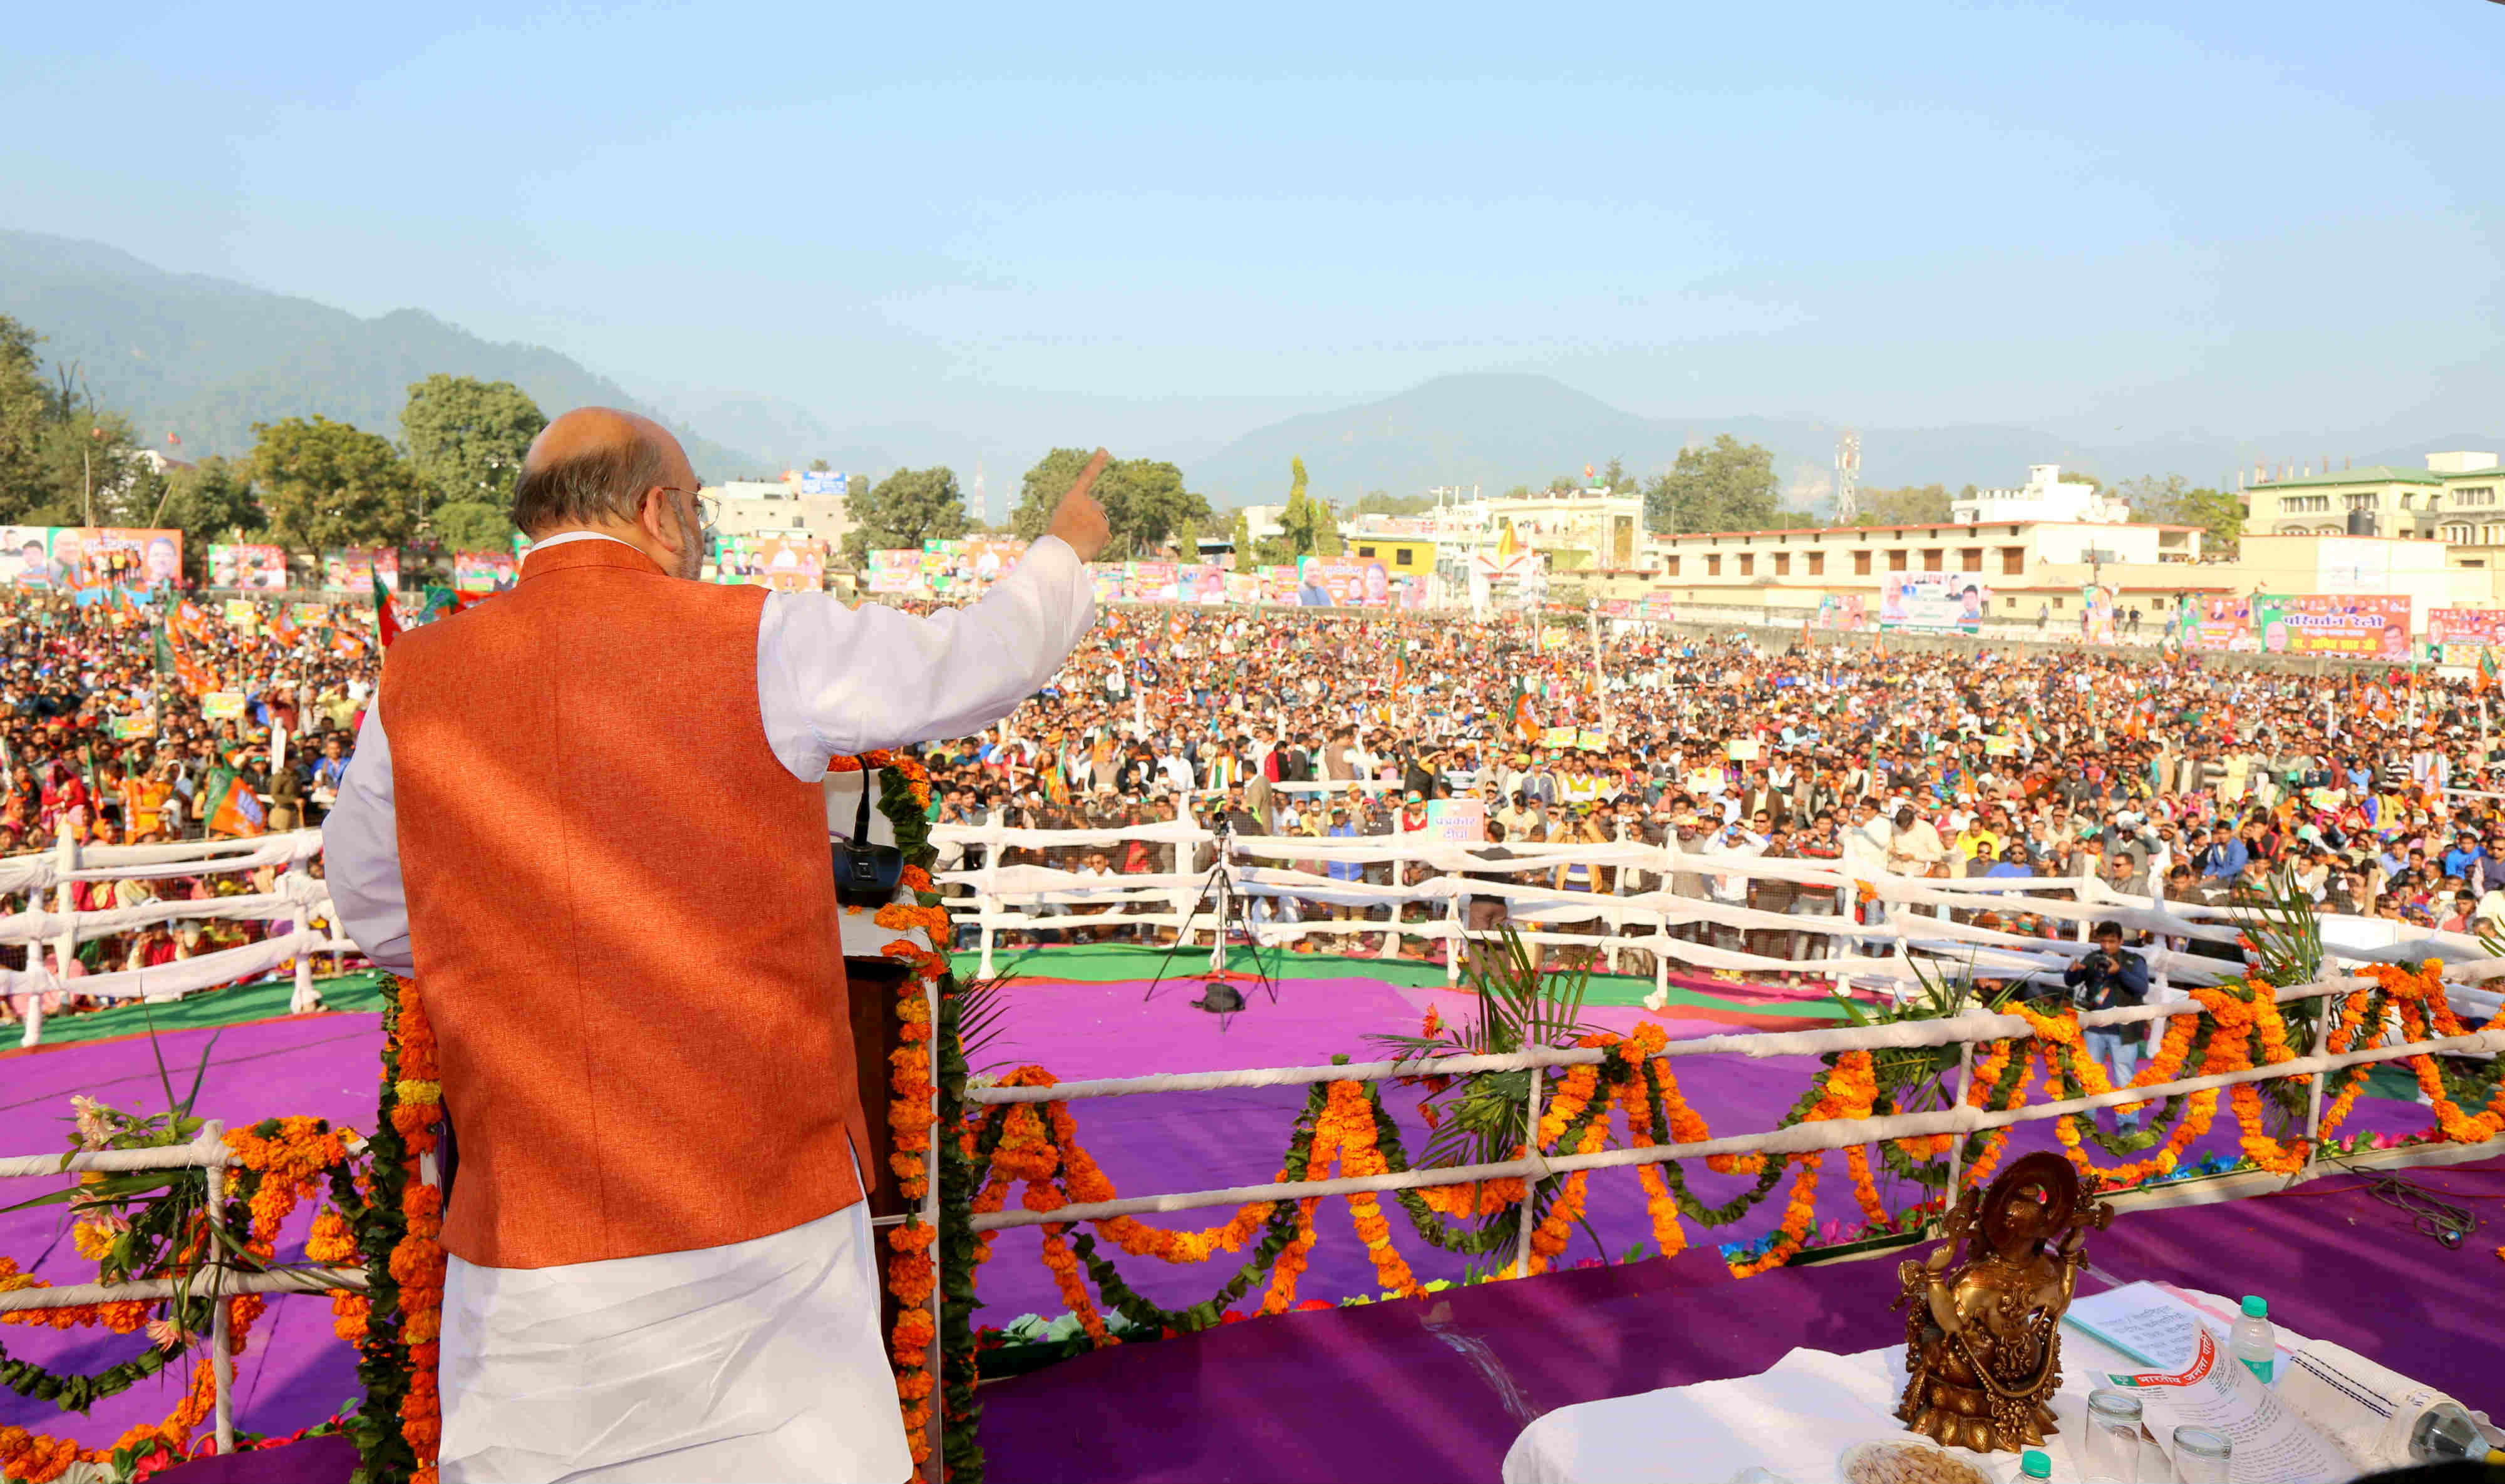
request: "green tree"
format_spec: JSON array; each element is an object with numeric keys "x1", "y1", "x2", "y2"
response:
[
  {"x1": 808, "y1": 457, "x2": 831, "y2": 472},
  {"x1": 159, "y1": 456, "x2": 264, "y2": 582},
  {"x1": 1349, "y1": 490, "x2": 1437, "y2": 518},
  {"x1": 1009, "y1": 448, "x2": 1097, "y2": 542},
  {"x1": 249, "y1": 415, "x2": 421, "y2": 555},
  {"x1": 1641, "y1": 435, "x2": 1780, "y2": 533},
  {"x1": 844, "y1": 465, "x2": 969, "y2": 565},
  {"x1": 2057, "y1": 470, "x2": 2102, "y2": 490},
  {"x1": 1228, "y1": 507, "x2": 1254, "y2": 559},
  {"x1": 400, "y1": 374, "x2": 545, "y2": 521},
  {"x1": 1844, "y1": 483, "x2": 1954, "y2": 527},
  {"x1": 1097, "y1": 459, "x2": 1211, "y2": 559},
  {"x1": 431, "y1": 500, "x2": 519, "y2": 554},
  {"x1": 2117, "y1": 473, "x2": 2243, "y2": 557},
  {"x1": 0, "y1": 314, "x2": 53, "y2": 522},
  {"x1": 1274, "y1": 457, "x2": 1343, "y2": 557},
  {"x1": 1600, "y1": 456, "x2": 1635, "y2": 494}
]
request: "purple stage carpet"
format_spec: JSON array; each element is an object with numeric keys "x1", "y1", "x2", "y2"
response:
[
  {"x1": 0, "y1": 972, "x2": 2467, "y2": 1461},
  {"x1": 978, "y1": 1155, "x2": 2505, "y2": 1484}
]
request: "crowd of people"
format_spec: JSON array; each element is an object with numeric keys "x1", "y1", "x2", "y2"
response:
[
  {"x1": 11, "y1": 580, "x2": 2505, "y2": 1033},
  {"x1": 905, "y1": 603, "x2": 2505, "y2": 954},
  {"x1": 1, "y1": 587, "x2": 372, "y2": 1024}
]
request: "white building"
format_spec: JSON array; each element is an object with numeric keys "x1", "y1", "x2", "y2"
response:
[
  {"x1": 1951, "y1": 465, "x2": 2131, "y2": 526},
  {"x1": 705, "y1": 475, "x2": 858, "y2": 549}
]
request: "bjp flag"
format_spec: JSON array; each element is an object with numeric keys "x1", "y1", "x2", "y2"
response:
[{"x1": 204, "y1": 768, "x2": 267, "y2": 838}]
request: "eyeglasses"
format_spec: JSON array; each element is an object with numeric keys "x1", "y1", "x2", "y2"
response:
[{"x1": 658, "y1": 486, "x2": 719, "y2": 530}]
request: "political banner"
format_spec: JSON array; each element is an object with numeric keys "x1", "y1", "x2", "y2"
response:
[
  {"x1": 110, "y1": 714, "x2": 157, "y2": 741},
  {"x1": 1177, "y1": 564, "x2": 1226, "y2": 604},
  {"x1": 1598, "y1": 598, "x2": 1635, "y2": 619},
  {"x1": 1259, "y1": 566, "x2": 1301, "y2": 604},
  {"x1": 1815, "y1": 594, "x2": 1867, "y2": 631},
  {"x1": 453, "y1": 550, "x2": 520, "y2": 593},
  {"x1": 1294, "y1": 556, "x2": 1391, "y2": 607},
  {"x1": 321, "y1": 547, "x2": 400, "y2": 594},
  {"x1": 1125, "y1": 561, "x2": 1179, "y2": 602},
  {"x1": 2427, "y1": 607, "x2": 2505, "y2": 666},
  {"x1": 201, "y1": 692, "x2": 247, "y2": 721},
  {"x1": 210, "y1": 544, "x2": 291, "y2": 590},
  {"x1": 799, "y1": 470, "x2": 845, "y2": 495},
  {"x1": 2253, "y1": 594, "x2": 2411, "y2": 659},
  {"x1": 1877, "y1": 575, "x2": 1988, "y2": 632},
  {"x1": 1542, "y1": 726, "x2": 1579, "y2": 750},
  {"x1": 868, "y1": 549, "x2": 922, "y2": 572},
  {"x1": 222, "y1": 600, "x2": 257, "y2": 630},
  {"x1": 290, "y1": 603, "x2": 328, "y2": 627},
  {"x1": 959, "y1": 538, "x2": 1027, "y2": 584},
  {"x1": 1642, "y1": 590, "x2": 1678, "y2": 624},
  {"x1": 1419, "y1": 798, "x2": 1486, "y2": 843},
  {"x1": 1726, "y1": 739, "x2": 1762, "y2": 761},
  {"x1": 1577, "y1": 728, "x2": 1606, "y2": 751},
  {"x1": 1982, "y1": 735, "x2": 2017, "y2": 757},
  {"x1": 1223, "y1": 572, "x2": 1262, "y2": 605},
  {"x1": 866, "y1": 569, "x2": 922, "y2": 595},
  {"x1": 2081, "y1": 584, "x2": 2120, "y2": 646},
  {"x1": 2181, "y1": 595, "x2": 2256, "y2": 652}
]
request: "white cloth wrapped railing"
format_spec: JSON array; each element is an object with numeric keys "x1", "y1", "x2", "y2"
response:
[{"x1": 3, "y1": 827, "x2": 342, "y2": 1048}]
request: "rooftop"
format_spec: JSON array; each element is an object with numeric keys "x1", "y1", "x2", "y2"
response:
[
  {"x1": 1649, "y1": 520, "x2": 2202, "y2": 540},
  {"x1": 2252, "y1": 465, "x2": 2441, "y2": 489}
]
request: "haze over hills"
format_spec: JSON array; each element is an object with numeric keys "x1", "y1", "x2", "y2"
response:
[
  {"x1": 3, "y1": 226, "x2": 2494, "y2": 518},
  {"x1": 0, "y1": 228, "x2": 765, "y2": 480}
]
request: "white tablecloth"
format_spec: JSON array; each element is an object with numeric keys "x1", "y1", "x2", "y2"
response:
[{"x1": 1502, "y1": 1288, "x2": 2333, "y2": 1484}]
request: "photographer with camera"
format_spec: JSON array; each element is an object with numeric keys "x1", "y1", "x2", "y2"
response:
[{"x1": 2063, "y1": 920, "x2": 2153, "y2": 1139}]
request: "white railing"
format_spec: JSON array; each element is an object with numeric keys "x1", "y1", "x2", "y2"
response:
[
  {"x1": 0, "y1": 1121, "x2": 366, "y2": 1459},
  {"x1": 0, "y1": 826, "x2": 352, "y2": 1048},
  {"x1": 929, "y1": 822, "x2": 2504, "y2": 1021},
  {"x1": 958, "y1": 962, "x2": 2505, "y2": 1232}
]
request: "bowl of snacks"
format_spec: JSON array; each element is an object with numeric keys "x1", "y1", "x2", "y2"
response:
[{"x1": 1836, "y1": 1438, "x2": 1998, "y2": 1484}]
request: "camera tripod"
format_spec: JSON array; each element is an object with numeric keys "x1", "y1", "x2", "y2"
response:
[{"x1": 1144, "y1": 817, "x2": 1281, "y2": 1026}]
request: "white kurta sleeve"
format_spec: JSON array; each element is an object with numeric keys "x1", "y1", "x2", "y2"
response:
[
  {"x1": 756, "y1": 534, "x2": 1096, "y2": 780},
  {"x1": 323, "y1": 706, "x2": 415, "y2": 976}
]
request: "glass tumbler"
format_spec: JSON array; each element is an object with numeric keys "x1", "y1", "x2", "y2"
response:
[
  {"x1": 2083, "y1": 1388, "x2": 2146, "y2": 1482},
  {"x1": 2172, "y1": 1425, "x2": 2232, "y2": 1484}
]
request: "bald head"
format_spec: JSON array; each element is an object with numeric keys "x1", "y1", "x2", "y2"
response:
[{"x1": 511, "y1": 408, "x2": 696, "y2": 540}]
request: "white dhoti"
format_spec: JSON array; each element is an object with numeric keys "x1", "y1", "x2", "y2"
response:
[{"x1": 438, "y1": 1188, "x2": 909, "y2": 1484}]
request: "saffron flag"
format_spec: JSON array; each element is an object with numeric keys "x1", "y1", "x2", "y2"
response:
[
  {"x1": 203, "y1": 768, "x2": 267, "y2": 838},
  {"x1": 1390, "y1": 639, "x2": 1408, "y2": 693},
  {"x1": 1509, "y1": 684, "x2": 1541, "y2": 742},
  {"x1": 2481, "y1": 650, "x2": 2499, "y2": 695},
  {"x1": 1495, "y1": 517, "x2": 1520, "y2": 565},
  {"x1": 172, "y1": 600, "x2": 209, "y2": 642},
  {"x1": 269, "y1": 607, "x2": 302, "y2": 646},
  {"x1": 373, "y1": 574, "x2": 402, "y2": 648}
]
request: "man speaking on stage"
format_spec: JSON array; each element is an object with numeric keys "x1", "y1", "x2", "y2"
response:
[{"x1": 325, "y1": 408, "x2": 1109, "y2": 1482}]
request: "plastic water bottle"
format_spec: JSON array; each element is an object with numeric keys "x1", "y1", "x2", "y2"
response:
[
  {"x1": 2231, "y1": 1295, "x2": 2275, "y2": 1384},
  {"x1": 2016, "y1": 1446, "x2": 2058, "y2": 1481}
]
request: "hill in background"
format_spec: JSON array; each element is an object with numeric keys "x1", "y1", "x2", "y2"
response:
[
  {"x1": 0, "y1": 228, "x2": 764, "y2": 478},
  {"x1": 5, "y1": 226, "x2": 2493, "y2": 515}
]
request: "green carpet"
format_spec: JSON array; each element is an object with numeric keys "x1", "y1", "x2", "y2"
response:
[
  {"x1": 948, "y1": 942, "x2": 1849, "y2": 1019},
  {"x1": 22, "y1": 972, "x2": 392, "y2": 1047}
]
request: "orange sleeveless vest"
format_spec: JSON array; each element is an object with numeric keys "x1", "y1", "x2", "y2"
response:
[{"x1": 382, "y1": 539, "x2": 869, "y2": 1269}]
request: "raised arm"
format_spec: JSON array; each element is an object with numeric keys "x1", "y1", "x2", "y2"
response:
[{"x1": 757, "y1": 452, "x2": 1112, "y2": 779}]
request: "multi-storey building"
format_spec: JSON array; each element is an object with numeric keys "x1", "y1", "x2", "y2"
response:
[{"x1": 2246, "y1": 452, "x2": 2502, "y2": 542}]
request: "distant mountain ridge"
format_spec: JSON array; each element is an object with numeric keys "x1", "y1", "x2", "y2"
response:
[
  {"x1": 1182, "y1": 373, "x2": 2505, "y2": 512},
  {"x1": 0, "y1": 227, "x2": 764, "y2": 478},
  {"x1": 4, "y1": 227, "x2": 2494, "y2": 513}
]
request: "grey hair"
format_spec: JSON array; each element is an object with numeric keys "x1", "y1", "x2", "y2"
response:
[{"x1": 510, "y1": 431, "x2": 674, "y2": 537}]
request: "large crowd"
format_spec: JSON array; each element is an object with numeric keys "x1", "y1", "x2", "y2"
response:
[
  {"x1": 11, "y1": 582, "x2": 2505, "y2": 1030},
  {"x1": 1, "y1": 587, "x2": 373, "y2": 1023}
]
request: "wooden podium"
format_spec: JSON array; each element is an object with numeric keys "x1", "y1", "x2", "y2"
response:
[{"x1": 844, "y1": 953, "x2": 918, "y2": 1221}]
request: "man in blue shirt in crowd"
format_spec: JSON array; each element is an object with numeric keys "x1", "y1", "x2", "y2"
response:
[{"x1": 2196, "y1": 825, "x2": 2248, "y2": 881}]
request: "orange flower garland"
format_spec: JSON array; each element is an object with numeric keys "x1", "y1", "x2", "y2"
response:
[{"x1": 385, "y1": 975, "x2": 448, "y2": 1484}]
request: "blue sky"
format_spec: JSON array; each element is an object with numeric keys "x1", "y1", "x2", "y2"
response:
[{"x1": 4, "y1": 1, "x2": 2500, "y2": 453}]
